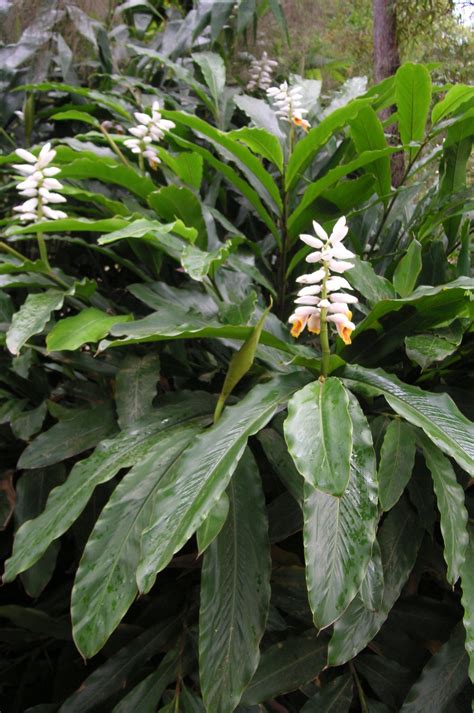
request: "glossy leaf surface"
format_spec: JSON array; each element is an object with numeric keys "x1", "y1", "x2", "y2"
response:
[{"x1": 378, "y1": 420, "x2": 416, "y2": 511}]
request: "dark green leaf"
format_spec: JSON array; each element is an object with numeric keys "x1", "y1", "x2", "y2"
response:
[
  {"x1": 393, "y1": 239, "x2": 422, "y2": 297},
  {"x1": 196, "y1": 492, "x2": 229, "y2": 555},
  {"x1": 301, "y1": 673, "x2": 353, "y2": 712},
  {"x1": 115, "y1": 353, "x2": 160, "y2": 430},
  {"x1": 461, "y1": 524, "x2": 474, "y2": 683},
  {"x1": 285, "y1": 377, "x2": 352, "y2": 496},
  {"x1": 378, "y1": 420, "x2": 416, "y2": 511},
  {"x1": 350, "y1": 106, "x2": 391, "y2": 200},
  {"x1": 359, "y1": 540, "x2": 384, "y2": 612},
  {"x1": 303, "y1": 393, "x2": 378, "y2": 629},
  {"x1": 199, "y1": 449, "x2": 271, "y2": 713},
  {"x1": 136, "y1": 374, "x2": 308, "y2": 594}
]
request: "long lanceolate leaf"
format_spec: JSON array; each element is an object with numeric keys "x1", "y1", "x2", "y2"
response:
[
  {"x1": 71, "y1": 422, "x2": 204, "y2": 659},
  {"x1": 418, "y1": 433, "x2": 469, "y2": 586},
  {"x1": 303, "y1": 393, "x2": 378, "y2": 630},
  {"x1": 199, "y1": 449, "x2": 271, "y2": 713},
  {"x1": 284, "y1": 377, "x2": 353, "y2": 497},
  {"x1": 461, "y1": 524, "x2": 474, "y2": 683},
  {"x1": 3, "y1": 393, "x2": 215, "y2": 583},
  {"x1": 342, "y1": 365, "x2": 474, "y2": 475},
  {"x1": 136, "y1": 373, "x2": 309, "y2": 594},
  {"x1": 328, "y1": 499, "x2": 424, "y2": 666}
]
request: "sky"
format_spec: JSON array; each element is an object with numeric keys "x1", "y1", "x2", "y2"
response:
[{"x1": 454, "y1": 0, "x2": 474, "y2": 27}]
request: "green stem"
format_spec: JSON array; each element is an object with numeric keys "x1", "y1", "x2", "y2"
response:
[
  {"x1": 138, "y1": 153, "x2": 146, "y2": 176},
  {"x1": 277, "y1": 123, "x2": 297, "y2": 316},
  {"x1": 99, "y1": 125, "x2": 131, "y2": 168},
  {"x1": 0, "y1": 240, "x2": 27, "y2": 261},
  {"x1": 319, "y1": 263, "x2": 330, "y2": 379},
  {"x1": 349, "y1": 661, "x2": 369, "y2": 713}
]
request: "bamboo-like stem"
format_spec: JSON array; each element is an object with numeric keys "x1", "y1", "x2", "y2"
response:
[
  {"x1": 99, "y1": 125, "x2": 131, "y2": 168},
  {"x1": 319, "y1": 263, "x2": 330, "y2": 379}
]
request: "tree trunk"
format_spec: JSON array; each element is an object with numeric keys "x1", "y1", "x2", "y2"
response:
[{"x1": 373, "y1": 0, "x2": 405, "y2": 187}]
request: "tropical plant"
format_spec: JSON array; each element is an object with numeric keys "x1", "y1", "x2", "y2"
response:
[{"x1": 0, "y1": 16, "x2": 473, "y2": 713}]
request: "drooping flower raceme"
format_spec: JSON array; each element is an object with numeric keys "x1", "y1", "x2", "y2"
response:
[
  {"x1": 289, "y1": 216, "x2": 357, "y2": 345},
  {"x1": 12, "y1": 143, "x2": 67, "y2": 223},
  {"x1": 266, "y1": 81, "x2": 310, "y2": 131},
  {"x1": 247, "y1": 52, "x2": 278, "y2": 92},
  {"x1": 124, "y1": 100, "x2": 176, "y2": 169}
]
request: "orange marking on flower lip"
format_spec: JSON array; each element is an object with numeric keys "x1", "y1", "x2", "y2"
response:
[
  {"x1": 290, "y1": 319, "x2": 305, "y2": 338},
  {"x1": 291, "y1": 116, "x2": 310, "y2": 132}
]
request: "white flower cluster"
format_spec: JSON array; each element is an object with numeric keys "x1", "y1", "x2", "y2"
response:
[
  {"x1": 124, "y1": 100, "x2": 176, "y2": 169},
  {"x1": 12, "y1": 143, "x2": 67, "y2": 223},
  {"x1": 247, "y1": 52, "x2": 278, "y2": 92},
  {"x1": 266, "y1": 81, "x2": 310, "y2": 131},
  {"x1": 289, "y1": 217, "x2": 358, "y2": 344}
]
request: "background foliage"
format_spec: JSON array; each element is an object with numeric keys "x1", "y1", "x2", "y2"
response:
[{"x1": 0, "y1": 1, "x2": 473, "y2": 712}]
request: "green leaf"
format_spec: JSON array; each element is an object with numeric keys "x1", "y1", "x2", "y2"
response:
[
  {"x1": 181, "y1": 240, "x2": 237, "y2": 281},
  {"x1": 148, "y1": 185, "x2": 207, "y2": 249},
  {"x1": 301, "y1": 673, "x2": 353, "y2": 713},
  {"x1": 233, "y1": 94, "x2": 285, "y2": 141},
  {"x1": 214, "y1": 302, "x2": 271, "y2": 422},
  {"x1": 6, "y1": 290, "x2": 66, "y2": 355},
  {"x1": 393, "y1": 239, "x2": 422, "y2": 297},
  {"x1": 378, "y1": 420, "x2": 416, "y2": 511},
  {"x1": 461, "y1": 524, "x2": 474, "y2": 683},
  {"x1": 405, "y1": 325, "x2": 463, "y2": 370},
  {"x1": 349, "y1": 256, "x2": 397, "y2": 306},
  {"x1": 112, "y1": 648, "x2": 179, "y2": 713},
  {"x1": 115, "y1": 353, "x2": 160, "y2": 430},
  {"x1": 284, "y1": 377, "x2": 352, "y2": 496},
  {"x1": 199, "y1": 449, "x2": 271, "y2": 713},
  {"x1": 196, "y1": 492, "x2": 229, "y2": 555},
  {"x1": 257, "y1": 426, "x2": 304, "y2": 503},
  {"x1": 395, "y1": 63, "x2": 432, "y2": 160},
  {"x1": 431, "y1": 84, "x2": 474, "y2": 126},
  {"x1": 11, "y1": 402, "x2": 47, "y2": 441},
  {"x1": 17, "y1": 81, "x2": 132, "y2": 118},
  {"x1": 60, "y1": 619, "x2": 179, "y2": 710},
  {"x1": 303, "y1": 393, "x2": 378, "y2": 629},
  {"x1": 342, "y1": 365, "x2": 474, "y2": 476},
  {"x1": 328, "y1": 499, "x2": 424, "y2": 666},
  {"x1": 359, "y1": 540, "x2": 384, "y2": 612},
  {"x1": 288, "y1": 148, "x2": 397, "y2": 238},
  {"x1": 56, "y1": 154, "x2": 155, "y2": 200},
  {"x1": 51, "y1": 109, "x2": 99, "y2": 126},
  {"x1": 18, "y1": 402, "x2": 117, "y2": 469},
  {"x1": 192, "y1": 51, "x2": 226, "y2": 108},
  {"x1": 400, "y1": 625, "x2": 469, "y2": 711},
  {"x1": 350, "y1": 106, "x2": 391, "y2": 200},
  {"x1": 286, "y1": 98, "x2": 372, "y2": 191},
  {"x1": 439, "y1": 121, "x2": 473, "y2": 247},
  {"x1": 136, "y1": 374, "x2": 308, "y2": 594},
  {"x1": 241, "y1": 633, "x2": 327, "y2": 704},
  {"x1": 227, "y1": 127, "x2": 284, "y2": 172},
  {"x1": 97, "y1": 218, "x2": 197, "y2": 252},
  {"x1": 14, "y1": 466, "x2": 65, "y2": 598},
  {"x1": 46, "y1": 308, "x2": 133, "y2": 352},
  {"x1": 3, "y1": 394, "x2": 215, "y2": 582},
  {"x1": 164, "y1": 110, "x2": 282, "y2": 214},
  {"x1": 418, "y1": 433, "x2": 469, "y2": 585},
  {"x1": 71, "y1": 421, "x2": 203, "y2": 658}
]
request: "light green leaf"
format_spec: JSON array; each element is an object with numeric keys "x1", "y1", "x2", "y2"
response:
[
  {"x1": 136, "y1": 374, "x2": 309, "y2": 594},
  {"x1": 115, "y1": 353, "x2": 161, "y2": 430},
  {"x1": 395, "y1": 63, "x2": 432, "y2": 160},
  {"x1": 328, "y1": 499, "x2": 424, "y2": 666},
  {"x1": 303, "y1": 393, "x2": 378, "y2": 629},
  {"x1": 393, "y1": 239, "x2": 422, "y2": 297},
  {"x1": 71, "y1": 422, "x2": 203, "y2": 658},
  {"x1": 6, "y1": 290, "x2": 66, "y2": 355},
  {"x1": 196, "y1": 492, "x2": 229, "y2": 555},
  {"x1": 199, "y1": 450, "x2": 271, "y2": 713},
  {"x1": 350, "y1": 105, "x2": 391, "y2": 200},
  {"x1": 286, "y1": 98, "x2": 372, "y2": 191},
  {"x1": 55, "y1": 154, "x2": 155, "y2": 200},
  {"x1": 418, "y1": 433, "x2": 469, "y2": 585},
  {"x1": 3, "y1": 394, "x2": 214, "y2": 583},
  {"x1": 51, "y1": 109, "x2": 99, "y2": 126},
  {"x1": 233, "y1": 94, "x2": 285, "y2": 141},
  {"x1": 181, "y1": 240, "x2": 236, "y2": 281},
  {"x1": 148, "y1": 185, "x2": 207, "y2": 249},
  {"x1": 192, "y1": 52, "x2": 226, "y2": 108},
  {"x1": 241, "y1": 633, "x2": 327, "y2": 705},
  {"x1": 284, "y1": 377, "x2": 352, "y2": 496},
  {"x1": 342, "y1": 365, "x2": 474, "y2": 476},
  {"x1": 227, "y1": 127, "x2": 283, "y2": 172},
  {"x1": 46, "y1": 307, "x2": 133, "y2": 352},
  {"x1": 214, "y1": 302, "x2": 271, "y2": 422},
  {"x1": 349, "y1": 256, "x2": 397, "y2": 306},
  {"x1": 400, "y1": 625, "x2": 468, "y2": 711},
  {"x1": 378, "y1": 420, "x2": 416, "y2": 511},
  {"x1": 431, "y1": 84, "x2": 474, "y2": 126},
  {"x1": 461, "y1": 524, "x2": 474, "y2": 683}
]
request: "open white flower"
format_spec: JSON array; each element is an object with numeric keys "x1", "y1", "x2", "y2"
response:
[
  {"x1": 266, "y1": 81, "x2": 310, "y2": 131},
  {"x1": 12, "y1": 143, "x2": 67, "y2": 223},
  {"x1": 247, "y1": 52, "x2": 278, "y2": 92},
  {"x1": 289, "y1": 216, "x2": 357, "y2": 344},
  {"x1": 124, "y1": 100, "x2": 176, "y2": 169}
]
